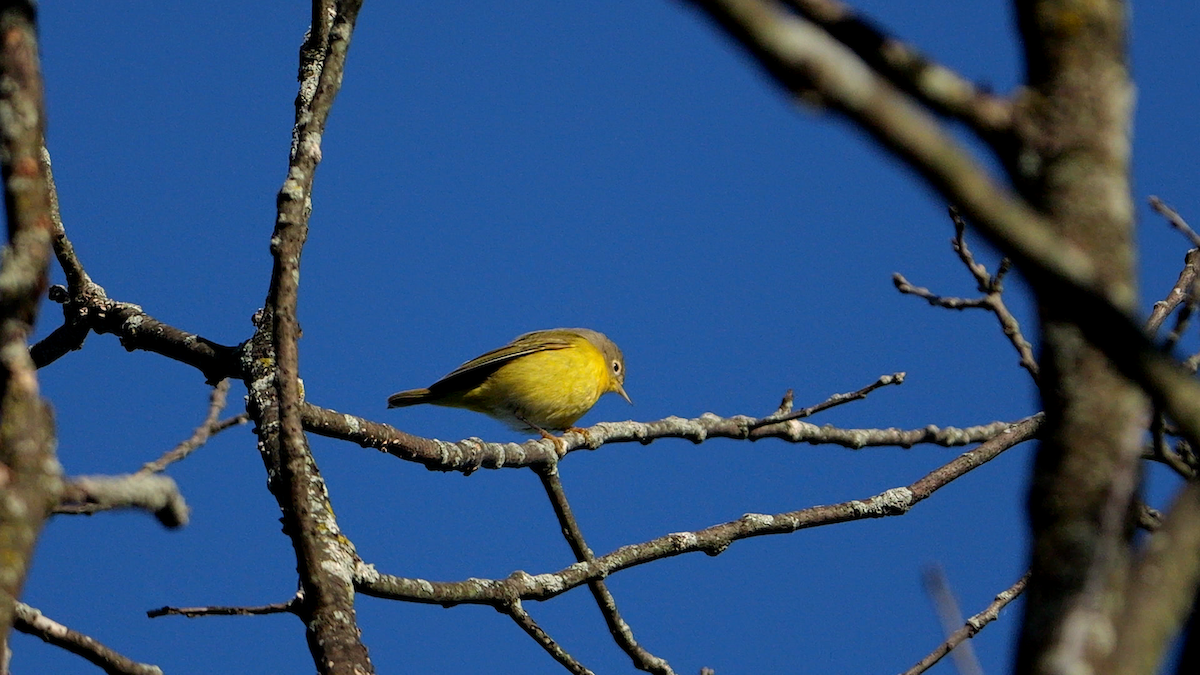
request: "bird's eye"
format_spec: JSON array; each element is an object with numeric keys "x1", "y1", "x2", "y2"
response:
[{"x1": 612, "y1": 360, "x2": 621, "y2": 374}]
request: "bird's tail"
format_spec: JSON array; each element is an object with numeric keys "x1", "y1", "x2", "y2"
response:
[{"x1": 387, "y1": 388, "x2": 433, "y2": 408}]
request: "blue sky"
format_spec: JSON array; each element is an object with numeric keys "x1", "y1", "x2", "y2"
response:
[{"x1": 17, "y1": 3, "x2": 1200, "y2": 674}]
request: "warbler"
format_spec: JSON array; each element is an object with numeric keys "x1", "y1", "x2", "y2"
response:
[{"x1": 387, "y1": 328, "x2": 632, "y2": 432}]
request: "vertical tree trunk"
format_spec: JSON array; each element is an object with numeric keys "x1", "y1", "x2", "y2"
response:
[{"x1": 1012, "y1": 2, "x2": 1147, "y2": 674}]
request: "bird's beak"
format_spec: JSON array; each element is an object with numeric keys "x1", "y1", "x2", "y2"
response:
[{"x1": 615, "y1": 383, "x2": 633, "y2": 405}]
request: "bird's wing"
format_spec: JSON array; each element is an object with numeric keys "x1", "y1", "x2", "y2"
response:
[{"x1": 427, "y1": 333, "x2": 575, "y2": 393}]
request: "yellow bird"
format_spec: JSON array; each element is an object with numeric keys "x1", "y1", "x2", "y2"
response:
[{"x1": 387, "y1": 328, "x2": 632, "y2": 433}]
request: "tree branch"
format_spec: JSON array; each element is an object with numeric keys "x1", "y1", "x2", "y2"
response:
[
  {"x1": 538, "y1": 468, "x2": 675, "y2": 674},
  {"x1": 902, "y1": 573, "x2": 1029, "y2": 675},
  {"x1": 139, "y1": 379, "x2": 246, "y2": 474},
  {"x1": 779, "y1": 0, "x2": 1013, "y2": 139},
  {"x1": 307, "y1": 399, "x2": 1028, "y2": 473},
  {"x1": 14, "y1": 602, "x2": 162, "y2": 675},
  {"x1": 684, "y1": 0, "x2": 1106, "y2": 307},
  {"x1": 31, "y1": 149, "x2": 243, "y2": 380},
  {"x1": 0, "y1": 1, "x2": 63, "y2": 654},
  {"x1": 31, "y1": 280, "x2": 242, "y2": 382},
  {"x1": 357, "y1": 414, "x2": 1039, "y2": 605},
  {"x1": 680, "y1": 5, "x2": 1200, "y2": 674},
  {"x1": 240, "y1": 2, "x2": 372, "y2": 674},
  {"x1": 1146, "y1": 200, "x2": 1200, "y2": 337},
  {"x1": 895, "y1": 210, "x2": 1038, "y2": 382},
  {"x1": 748, "y1": 371, "x2": 904, "y2": 427},
  {"x1": 148, "y1": 594, "x2": 301, "y2": 619},
  {"x1": 40, "y1": 147, "x2": 93, "y2": 296},
  {"x1": 1104, "y1": 482, "x2": 1200, "y2": 675},
  {"x1": 55, "y1": 474, "x2": 188, "y2": 528},
  {"x1": 1150, "y1": 196, "x2": 1200, "y2": 250},
  {"x1": 919, "y1": 565, "x2": 985, "y2": 675},
  {"x1": 501, "y1": 599, "x2": 595, "y2": 675}
]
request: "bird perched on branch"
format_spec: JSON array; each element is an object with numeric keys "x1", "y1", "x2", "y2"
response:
[{"x1": 387, "y1": 328, "x2": 631, "y2": 434}]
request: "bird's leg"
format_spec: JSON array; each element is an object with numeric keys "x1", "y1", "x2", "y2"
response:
[{"x1": 517, "y1": 412, "x2": 567, "y2": 457}]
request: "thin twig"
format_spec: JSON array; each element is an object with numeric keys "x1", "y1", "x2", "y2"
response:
[
  {"x1": 1147, "y1": 250, "x2": 1200, "y2": 338},
  {"x1": 1145, "y1": 237, "x2": 1200, "y2": 481},
  {"x1": 148, "y1": 593, "x2": 301, "y2": 619},
  {"x1": 1143, "y1": 439, "x2": 1197, "y2": 480},
  {"x1": 140, "y1": 380, "x2": 247, "y2": 474},
  {"x1": 949, "y1": 207, "x2": 995, "y2": 292},
  {"x1": 40, "y1": 147, "x2": 94, "y2": 295},
  {"x1": 1139, "y1": 504, "x2": 1163, "y2": 532},
  {"x1": 892, "y1": 273, "x2": 990, "y2": 308},
  {"x1": 1147, "y1": 384, "x2": 1197, "y2": 479},
  {"x1": 31, "y1": 147, "x2": 111, "y2": 369},
  {"x1": 1151, "y1": 196, "x2": 1200, "y2": 249},
  {"x1": 922, "y1": 565, "x2": 983, "y2": 675},
  {"x1": 15, "y1": 602, "x2": 162, "y2": 675},
  {"x1": 749, "y1": 372, "x2": 904, "y2": 428},
  {"x1": 895, "y1": 210, "x2": 1039, "y2": 382},
  {"x1": 900, "y1": 573, "x2": 1029, "y2": 675},
  {"x1": 502, "y1": 599, "x2": 595, "y2": 675},
  {"x1": 54, "y1": 383, "x2": 243, "y2": 522},
  {"x1": 1165, "y1": 302, "x2": 1195, "y2": 352},
  {"x1": 539, "y1": 468, "x2": 675, "y2": 674},
  {"x1": 1143, "y1": 197, "x2": 1200, "y2": 346},
  {"x1": 994, "y1": 257, "x2": 1013, "y2": 285}
]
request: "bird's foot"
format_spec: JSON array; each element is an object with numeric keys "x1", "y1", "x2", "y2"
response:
[
  {"x1": 565, "y1": 426, "x2": 597, "y2": 449},
  {"x1": 518, "y1": 413, "x2": 568, "y2": 458},
  {"x1": 536, "y1": 428, "x2": 567, "y2": 458}
]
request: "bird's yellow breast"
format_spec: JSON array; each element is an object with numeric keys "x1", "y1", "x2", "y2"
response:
[{"x1": 456, "y1": 336, "x2": 609, "y2": 430}]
